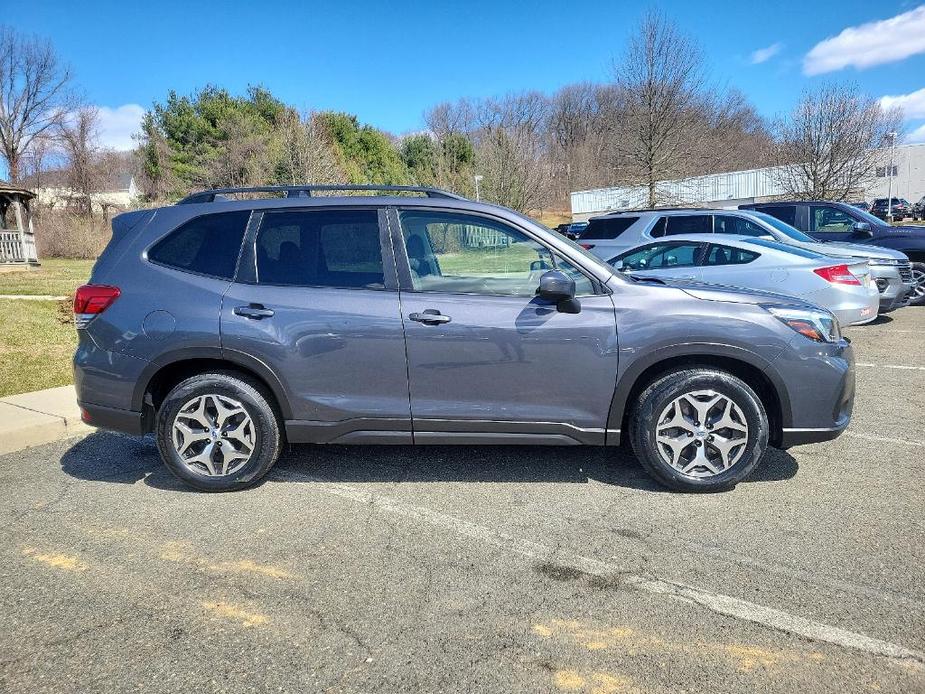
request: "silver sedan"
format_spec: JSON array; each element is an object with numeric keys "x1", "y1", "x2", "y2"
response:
[{"x1": 609, "y1": 234, "x2": 881, "y2": 326}]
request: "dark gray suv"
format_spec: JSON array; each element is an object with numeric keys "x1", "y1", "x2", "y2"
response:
[{"x1": 73, "y1": 185, "x2": 855, "y2": 492}]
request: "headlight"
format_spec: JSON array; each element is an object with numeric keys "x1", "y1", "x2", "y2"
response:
[
  {"x1": 868, "y1": 258, "x2": 900, "y2": 266},
  {"x1": 765, "y1": 307, "x2": 841, "y2": 343}
]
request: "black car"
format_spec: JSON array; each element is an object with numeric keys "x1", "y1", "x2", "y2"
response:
[
  {"x1": 871, "y1": 197, "x2": 912, "y2": 221},
  {"x1": 913, "y1": 196, "x2": 925, "y2": 221},
  {"x1": 740, "y1": 200, "x2": 925, "y2": 306}
]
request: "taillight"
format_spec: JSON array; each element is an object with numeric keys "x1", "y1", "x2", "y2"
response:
[
  {"x1": 580, "y1": 243, "x2": 595, "y2": 250},
  {"x1": 813, "y1": 264, "x2": 861, "y2": 286},
  {"x1": 73, "y1": 284, "x2": 120, "y2": 328}
]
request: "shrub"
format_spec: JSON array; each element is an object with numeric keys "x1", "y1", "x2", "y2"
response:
[{"x1": 33, "y1": 210, "x2": 111, "y2": 259}]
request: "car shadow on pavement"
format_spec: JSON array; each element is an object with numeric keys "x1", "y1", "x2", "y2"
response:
[{"x1": 60, "y1": 431, "x2": 799, "y2": 493}]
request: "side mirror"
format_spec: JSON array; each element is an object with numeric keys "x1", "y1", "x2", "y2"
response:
[
  {"x1": 853, "y1": 222, "x2": 873, "y2": 237},
  {"x1": 537, "y1": 270, "x2": 580, "y2": 313}
]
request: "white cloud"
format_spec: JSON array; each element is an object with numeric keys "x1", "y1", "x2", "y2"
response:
[
  {"x1": 750, "y1": 42, "x2": 783, "y2": 64},
  {"x1": 908, "y1": 122, "x2": 925, "y2": 143},
  {"x1": 880, "y1": 86, "x2": 925, "y2": 119},
  {"x1": 95, "y1": 104, "x2": 145, "y2": 150},
  {"x1": 803, "y1": 5, "x2": 925, "y2": 75}
]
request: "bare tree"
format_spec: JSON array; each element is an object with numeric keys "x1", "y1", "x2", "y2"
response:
[
  {"x1": 771, "y1": 83, "x2": 902, "y2": 200},
  {"x1": 277, "y1": 110, "x2": 342, "y2": 184},
  {"x1": 0, "y1": 26, "x2": 76, "y2": 183},
  {"x1": 613, "y1": 11, "x2": 706, "y2": 206},
  {"x1": 58, "y1": 106, "x2": 101, "y2": 215}
]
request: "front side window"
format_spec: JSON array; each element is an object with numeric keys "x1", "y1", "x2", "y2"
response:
[
  {"x1": 714, "y1": 215, "x2": 768, "y2": 237},
  {"x1": 616, "y1": 242, "x2": 702, "y2": 270},
  {"x1": 811, "y1": 206, "x2": 854, "y2": 234},
  {"x1": 255, "y1": 209, "x2": 384, "y2": 288},
  {"x1": 148, "y1": 210, "x2": 250, "y2": 279},
  {"x1": 703, "y1": 244, "x2": 760, "y2": 266},
  {"x1": 398, "y1": 210, "x2": 593, "y2": 296}
]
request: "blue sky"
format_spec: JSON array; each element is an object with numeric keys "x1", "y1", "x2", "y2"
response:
[{"x1": 13, "y1": 1, "x2": 925, "y2": 149}]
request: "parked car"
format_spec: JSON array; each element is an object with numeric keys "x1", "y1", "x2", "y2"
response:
[
  {"x1": 913, "y1": 196, "x2": 925, "y2": 221},
  {"x1": 567, "y1": 221, "x2": 589, "y2": 237},
  {"x1": 553, "y1": 223, "x2": 573, "y2": 237},
  {"x1": 607, "y1": 235, "x2": 879, "y2": 326},
  {"x1": 851, "y1": 201, "x2": 870, "y2": 212},
  {"x1": 578, "y1": 208, "x2": 913, "y2": 313},
  {"x1": 74, "y1": 184, "x2": 855, "y2": 493},
  {"x1": 740, "y1": 201, "x2": 925, "y2": 306},
  {"x1": 870, "y1": 197, "x2": 912, "y2": 221}
]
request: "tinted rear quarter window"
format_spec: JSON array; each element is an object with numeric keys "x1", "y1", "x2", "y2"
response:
[
  {"x1": 581, "y1": 217, "x2": 638, "y2": 240},
  {"x1": 757, "y1": 206, "x2": 796, "y2": 226},
  {"x1": 665, "y1": 215, "x2": 711, "y2": 235},
  {"x1": 148, "y1": 210, "x2": 251, "y2": 279}
]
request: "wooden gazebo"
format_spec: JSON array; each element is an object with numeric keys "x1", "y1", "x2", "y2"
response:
[{"x1": 0, "y1": 182, "x2": 38, "y2": 267}]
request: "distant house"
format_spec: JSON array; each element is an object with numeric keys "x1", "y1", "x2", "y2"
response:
[{"x1": 32, "y1": 170, "x2": 140, "y2": 213}]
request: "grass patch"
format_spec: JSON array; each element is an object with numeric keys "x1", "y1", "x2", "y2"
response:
[
  {"x1": 0, "y1": 259, "x2": 95, "y2": 297},
  {"x1": 0, "y1": 299, "x2": 77, "y2": 397}
]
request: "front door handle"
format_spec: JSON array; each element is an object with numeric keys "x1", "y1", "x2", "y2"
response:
[
  {"x1": 234, "y1": 304, "x2": 275, "y2": 319},
  {"x1": 409, "y1": 309, "x2": 451, "y2": 325}
]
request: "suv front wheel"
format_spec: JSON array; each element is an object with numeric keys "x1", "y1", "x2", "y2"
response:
[
  {"x1": 629, "y1": 368, "x2": 769, "y2": 492},
  {"x1": 156, "y1": 372, "x2": 282, "y2": 491}
]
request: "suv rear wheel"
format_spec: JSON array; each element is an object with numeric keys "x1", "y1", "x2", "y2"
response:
[
  {"x1": 629, "y1": 368, "x2": 769, "y2": 492},
  {"x1": 156, "y1": 372, "x2": 281, "y2": 491}
]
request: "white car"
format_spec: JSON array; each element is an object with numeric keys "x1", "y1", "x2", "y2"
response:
[{"x1": 608, "y1": 234, "x2": 880, "y2": 326}]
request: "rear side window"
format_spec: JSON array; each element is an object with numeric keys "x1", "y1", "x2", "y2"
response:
[
  {"x1": 148, "y1": 211, "x2": 250, "y2": 279},
  {"x1": 714, "y1": 215, "x2": 767, "y2": 237},
  {"x1": 255, "y1": 209, "x2": 384, "y2": 289},
  {"x1": 665, "y1": 215, "x2": 712, "y2": 235},
  {"x1": 703, "y1": 244, "x2": 760, "y2": 266},
  {"x1": 757, "y1": 205, "x2": 796, "y2": 226},
  {"x1": 649, "y1": 217, "x2": 668, "y2": 237},
  {"x1": 581, "y1": 217, "x2": 638, "y2": 240}
]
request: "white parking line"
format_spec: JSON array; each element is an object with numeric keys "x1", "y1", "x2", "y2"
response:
[
  {"x1": 276, "y1": 470, "x2": 925, "y2": 666},
  {"x1": 856, "y1": 362, "x2": 925, "y2": 371},
  {"x1": 844, "y1": 431, "x2": 925, "y2": 448}
]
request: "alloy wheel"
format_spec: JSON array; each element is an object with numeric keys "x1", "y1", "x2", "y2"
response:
[
  {"x1": 911, "y1": 267, "x2": 925, "y2": 300},
  {"x1": 171, "y1": 394, "x2": 256, "y2": 477},
  {"x1": 654, "y1": 390, "x2": 749, "y2": 478}
]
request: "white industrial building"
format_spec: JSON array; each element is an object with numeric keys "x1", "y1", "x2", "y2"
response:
[{"x1": 570, "y1": 142, "x2": 925, "y2": 220}]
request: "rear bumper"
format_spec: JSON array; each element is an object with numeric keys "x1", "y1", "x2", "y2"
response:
[{"x1": 77, "y1": 401, "x2": 145, "y2": 435}]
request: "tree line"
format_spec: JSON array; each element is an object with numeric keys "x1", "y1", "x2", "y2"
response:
[{"x1": 0, "y1": 12, "x2": 903, "y2": 217}]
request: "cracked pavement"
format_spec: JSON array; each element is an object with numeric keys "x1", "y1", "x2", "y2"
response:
[{"x1": 1, "y1": 309, "x2": 923, "y2": 693}]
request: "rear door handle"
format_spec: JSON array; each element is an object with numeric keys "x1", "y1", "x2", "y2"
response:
[
  {"x1": 234, "y1": 304, "x2": 275, "y2": 319},
  {"x1": 409, "y1": 310, "x2": 451, "y2": 325}
]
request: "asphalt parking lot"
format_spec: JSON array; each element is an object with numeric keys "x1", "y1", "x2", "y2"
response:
[{"x1": 2, "y1": 309, "x2": 923, "y2": 693}]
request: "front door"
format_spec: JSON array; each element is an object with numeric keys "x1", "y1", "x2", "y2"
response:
[
  {"x1": 392, "y1": 208, "x2": 619, "y2": 445},
  {"x1": 221, "y1": 207, "x2": 411, "y2": 442}
]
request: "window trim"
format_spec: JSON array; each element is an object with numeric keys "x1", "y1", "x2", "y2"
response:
[
  {"x1": 236, "y1": 206, "x2": 397, "y2": 291},
  {"x1": 388, "y1": 206, "x2": 605, "y2": 298},
  {"x1": 144, "y1": 210, "x2": 254, "y2": 282}
]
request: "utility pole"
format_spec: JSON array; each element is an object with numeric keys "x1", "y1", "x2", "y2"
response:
[
  {"x1": 473, "y1": 174, "x2": 483, "y2": 202},
  {"x1": 886, "y1": 131, "x2": 897, "y2": 223}
]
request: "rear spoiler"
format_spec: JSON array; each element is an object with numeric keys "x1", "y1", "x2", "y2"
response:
[{"x1": 112, "y1": 209, "x2": 156, "y2": 237}]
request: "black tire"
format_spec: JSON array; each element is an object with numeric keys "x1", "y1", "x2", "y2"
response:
[
  {"x1": 156, "y1": 371, "x2": 281, "y2": 492},
  {"x1": 909, "y1": 262, "x2": 925, "y2": 307},
  {"x1": 628, "y1": 368, "x2": 769, "y2": 492}
]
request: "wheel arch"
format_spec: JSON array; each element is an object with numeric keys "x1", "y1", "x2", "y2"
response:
[
  {"x1": 134, "y1": 347, "x2": 293, "y2": 432},
  {"x1": 608, "y1": 346, "x2": 790, "y2": 448}
]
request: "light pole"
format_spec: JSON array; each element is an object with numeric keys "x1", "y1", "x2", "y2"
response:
[
  {"x1": 886, "y1": 131, "x2": 897, "y2": 223},
  {"x1": 473, "y1": 174, "x2": 483, "y2": 202}
]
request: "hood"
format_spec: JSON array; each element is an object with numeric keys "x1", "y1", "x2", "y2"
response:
[{"x1": 632, "y1": 276, "x2": 814, "y2": 309}]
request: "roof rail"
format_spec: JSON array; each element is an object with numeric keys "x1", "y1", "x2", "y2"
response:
[{"x1": 176, "y1": 184, "x2": 468, "y2": 205}]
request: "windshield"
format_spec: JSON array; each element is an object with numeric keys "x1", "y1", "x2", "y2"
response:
[
  {"x1": 745, "y1": 211, "x2": 817, "y2": 243},
  {"x1": 741, "y1": 238, "x2": 826, "y2": 259},
  {"x1": 847, "y1": 206, "x2": 885, "y2": 225},
  {"x1": 511, "y1": 211, "x2": 616, "y2": 276}
]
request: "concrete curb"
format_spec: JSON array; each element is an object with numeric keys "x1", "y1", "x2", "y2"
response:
[{"x1": 0, "y1": 385, "x2": 92, "y2": 456}]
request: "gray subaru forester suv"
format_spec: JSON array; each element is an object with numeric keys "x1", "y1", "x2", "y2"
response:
[{"x1": 74, "y1": 185, "x2": 855, "y2": 493}]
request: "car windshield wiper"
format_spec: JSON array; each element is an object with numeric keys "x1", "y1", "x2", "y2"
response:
[{"x1": 626, "y1": 274, "x2": 667, "y2": 285}]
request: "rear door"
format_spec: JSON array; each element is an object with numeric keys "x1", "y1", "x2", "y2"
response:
[
  {"x1": 221, "y1": 206, "x2": 411, "y2": 442},
  {"x1": 392, "y1": 207, "x2": 619, "y2": 443}
]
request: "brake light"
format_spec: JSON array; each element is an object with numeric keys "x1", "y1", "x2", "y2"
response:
[
  {"x1": 813, "y1": 264, "x2": 861, "y2": 286},
  {"x1": 580, "y1": 243, "x2": 595, "y2": 250},
  {"x1": 74, "y1": 285, "x2": 120, "y2": 328}
]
